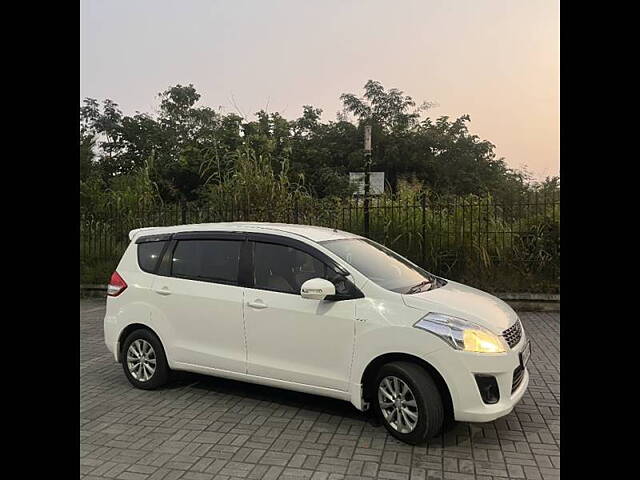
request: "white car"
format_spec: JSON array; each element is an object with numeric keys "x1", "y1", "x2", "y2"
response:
[{"x1": 104, "y1": 222, "x2": 530, "y2": 444}]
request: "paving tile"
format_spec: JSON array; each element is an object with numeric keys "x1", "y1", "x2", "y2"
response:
[{"x1": 81, "y1": 302, "x2": 560, "y2": 480}]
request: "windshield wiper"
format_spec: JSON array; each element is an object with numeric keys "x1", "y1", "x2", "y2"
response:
[{"x1": 406, "y1": 280, "x2": 431, "y2": 295}]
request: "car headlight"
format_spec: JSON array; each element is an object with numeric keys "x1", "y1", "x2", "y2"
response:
[{"x1": 414, "y1": 312, "x2": 507, "y2": 353}]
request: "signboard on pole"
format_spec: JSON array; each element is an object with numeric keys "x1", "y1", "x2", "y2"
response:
[{"x1": 349, "y1": 172, "x2": 384, "y2": 195}]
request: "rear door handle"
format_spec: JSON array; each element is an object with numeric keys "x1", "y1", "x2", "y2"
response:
[
  {"x1": 247, "y1": 300, "x2": 267, "y2": 309},
  {"x1": 154, "y1": 287, "x2": 172, "y2": 296}
]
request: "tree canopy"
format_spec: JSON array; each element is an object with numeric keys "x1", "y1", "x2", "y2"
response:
[{"x1": 80, "y1": 80, "x2": 558, "y2": 208}]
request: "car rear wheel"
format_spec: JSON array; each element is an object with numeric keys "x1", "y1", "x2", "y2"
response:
[
  {"x1": 374, "y1": 361, "x2": 443, "y2": 444},
  {"x1": 122, "y1": 329, "x2": 169, "y2": 390}
]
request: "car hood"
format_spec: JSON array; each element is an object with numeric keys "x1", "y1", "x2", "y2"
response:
[{"x1": 401, "y1": 280, "x2": 518, "y2": 334}]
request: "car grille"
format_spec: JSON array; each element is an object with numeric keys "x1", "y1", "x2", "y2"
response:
[
  {"x1": 502, "y1": 319, "x2": 523, "y2": 349},
  {"x1": 512, "y1": 365, "x2": 525, "y2": 393}
]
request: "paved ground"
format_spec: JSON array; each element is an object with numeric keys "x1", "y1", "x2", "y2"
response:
[{"x1": 80, "y1": 299, "x2": 560, "y2": 480}]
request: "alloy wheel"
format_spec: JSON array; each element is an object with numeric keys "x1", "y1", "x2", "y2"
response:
[
  {"x1": 378, "y1": 375, "x2": 419, "y2": 434},
  {"x1": 126, "y1": 339, "x2": 156, "y2": 382}
]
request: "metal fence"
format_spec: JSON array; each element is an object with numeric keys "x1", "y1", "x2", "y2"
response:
[{"x1": 80, "y1": 192, "x2": 559, "y2": 293}]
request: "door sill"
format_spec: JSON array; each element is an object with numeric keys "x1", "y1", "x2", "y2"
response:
[{"x1": 172, "y1": 361, "x2": 350, "y2": 401}]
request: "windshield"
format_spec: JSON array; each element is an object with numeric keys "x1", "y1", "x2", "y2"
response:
[{"x1": 320, "y1": 238, "x2": 444, "y2": 294}]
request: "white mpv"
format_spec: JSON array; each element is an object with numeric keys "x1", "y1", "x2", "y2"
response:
[{"x1": 104, "y1": 222, "x2": 530, "y2": 444}]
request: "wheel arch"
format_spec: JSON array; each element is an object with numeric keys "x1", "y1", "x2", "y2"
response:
[
  {"x1": 117, "y1": 323, "x2": 163, "y2": 363},
  {"x1": 360, "y1": 352, "x2": 453, "y2": 420}
]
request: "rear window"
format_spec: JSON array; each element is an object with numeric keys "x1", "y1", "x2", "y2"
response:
[
  {"x1": 137, "y1": 241, "x2": 167, "y2": 273},
  {"x1": 171, "y1": 239, "x2": 241, "y2": 285}
]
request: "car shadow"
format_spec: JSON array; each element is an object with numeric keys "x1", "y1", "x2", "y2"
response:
[
  {"x1": 167, "y1": 370, "x2": 368, "y2": 419},
  {"x1": 163, "y1": 370, "x2": 464, "y2": 441}
]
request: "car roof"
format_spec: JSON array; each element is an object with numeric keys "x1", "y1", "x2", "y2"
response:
[{"x1": 129, "y1": 222, "x2": 361, "y2": 244}]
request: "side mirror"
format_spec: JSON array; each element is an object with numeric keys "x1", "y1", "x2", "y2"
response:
[{"x1": 300, "y1": 278, "x2": 336, "y2": 300}]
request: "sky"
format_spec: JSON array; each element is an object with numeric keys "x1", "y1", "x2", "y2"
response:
[{"x1": 80, "y1": 0, "x2": 559, "y2": 180}]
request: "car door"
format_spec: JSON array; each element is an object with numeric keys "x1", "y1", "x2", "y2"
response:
[
  {"x1": 150, "y1": 232, "x2": 247, "y2": 373},
  {"x1": 243, "y1": 236, "x2": 359, "y2": 391}
]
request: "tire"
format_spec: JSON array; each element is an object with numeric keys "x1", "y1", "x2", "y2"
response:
[
  {"x1": 121, "y1": 329, "x2": 170, "y2": 390},
  {"x1": 373, "y1": 361, "x2": 444, "y2": 444}
]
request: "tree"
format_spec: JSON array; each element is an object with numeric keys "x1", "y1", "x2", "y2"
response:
[
  {"x1": 339, "y1": 80, "x2": 434, "y2": 189},
  {"x1": 340, "y1": 80, "x2": 426, "y2": 132},
  {"x1": 80, "y1": 81, "x2": 553, "y2": 205},
  {"x1": 79, "y1": 135, "x2": 95, "y2": 182}
]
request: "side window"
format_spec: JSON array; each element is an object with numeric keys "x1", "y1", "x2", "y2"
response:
[
  {"x1": 171, "y1": 240, "x2": 241, "y2": 285},
  {"x1": 253, "y1": 242, "x2": 327, "y2": 294},
  {"x1": 137, "y1": 241, "x2": 167, "y2": 273},
  {"x1": 252, "y1": 242, "x2": 354, "y2": 296},
  {"x1": 326, "y1": 269, "x2": 354, "y2": 297}
]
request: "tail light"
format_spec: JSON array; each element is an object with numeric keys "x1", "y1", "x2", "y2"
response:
[{"x1": 107, "y1": 271, "x2": 128, "y2": 297}]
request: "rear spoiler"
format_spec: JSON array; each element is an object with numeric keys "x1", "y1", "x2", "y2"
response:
[{"x1": 128, "y1": 227, "x2": 163, "y2": 241}]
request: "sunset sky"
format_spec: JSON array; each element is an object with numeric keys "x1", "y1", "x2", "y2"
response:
[{"x1": 80, "y1": 0, "x2": 559, "y2": 180}]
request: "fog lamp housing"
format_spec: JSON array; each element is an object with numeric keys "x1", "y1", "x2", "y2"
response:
[{"x1": 474, "y1": 374, "x2": 500, "y2": 404}]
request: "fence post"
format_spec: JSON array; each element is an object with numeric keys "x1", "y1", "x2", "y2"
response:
[
  {"x1": 181, "y1": 200, "x2": 187, "y2": 225},
  {"x1": 421, "y1": 192, "x2": 427, "y2": 266},
  {"x1": 363, "y1": 124, "x2": 372, "y2": 237},
  {"x1": 363, "y1": 193, "x2": 370, "y2": 237}
]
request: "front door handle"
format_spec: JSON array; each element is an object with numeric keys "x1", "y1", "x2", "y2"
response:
[
  {"x1": 154, "y1": 287, "x2": 172, "y2": 296},
  {"x1": 247, "y1": 300, "x2": 267, "y2": 309}
]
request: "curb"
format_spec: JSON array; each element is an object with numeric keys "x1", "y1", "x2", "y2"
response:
[
  {"x1": 80, "y1": 284, "x2": 108, "y2": 298},
  {"x1": 492, "y1": 292, "x2": 560, "y2": 312},
  {"x1": 500, "y1": 299, "x2": 560, "y2": 312}
]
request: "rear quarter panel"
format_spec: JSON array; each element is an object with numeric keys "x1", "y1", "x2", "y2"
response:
[{"x1": 103, "y1": 240, "x2": 171, "y2": 361}]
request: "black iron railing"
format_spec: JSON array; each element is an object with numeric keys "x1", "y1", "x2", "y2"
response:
[{"x1": 80, "y1": 192, "x2": 559, "y2": 293}]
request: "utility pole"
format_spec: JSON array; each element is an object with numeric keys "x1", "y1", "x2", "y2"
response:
[{"x1": 363, "y1": 125, "x2": 372, "y2": 236}]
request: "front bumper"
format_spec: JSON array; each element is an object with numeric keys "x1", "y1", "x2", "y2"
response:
[{"x1": 425, "y1": 335, "x2": 530, "y2": 423}]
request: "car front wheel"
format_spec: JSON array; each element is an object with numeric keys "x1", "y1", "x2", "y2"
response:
[{"x1": 374, "y1": 361, "x2": 443, "y2": 444}]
